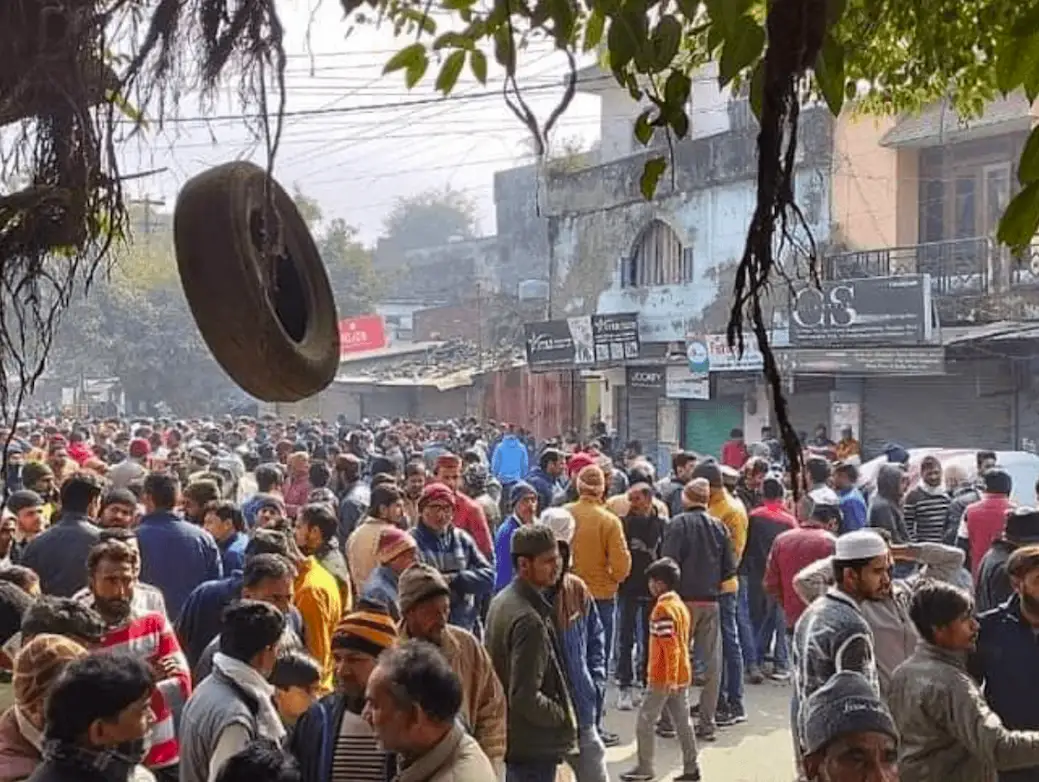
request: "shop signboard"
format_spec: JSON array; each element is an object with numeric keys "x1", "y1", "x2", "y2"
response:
[
  {"x1": 666, "y1": 366, "x2": 710, "y2": 400},
  {"x1": 338, "y1": 315, "x2": 387, "y2": 356},
  {"x1": 776, "y1": 346, "x2": 946, "y2": 375},
  {"x1": 789, "y1": 274, "x2": 933, "y2": 346},
  {"x1": 626, "y1": 366, "x2": 666, "y2": 391},
  {"x1": 524, "y1": 312, "x2": 640, "y2": 369}
]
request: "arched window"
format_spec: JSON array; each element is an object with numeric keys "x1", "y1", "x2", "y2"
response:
[{"x1": 622, "y1": 220, "x2": 693, "y2": 288}]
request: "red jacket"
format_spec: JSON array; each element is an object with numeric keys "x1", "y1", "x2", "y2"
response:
[
  {"x1": 764, "y1": 525, "x2": 836, "y2": 629},
  {"x1": 965, "y1": 493, "x2": 1014, "y2": 579},
  {"x1": 453, "y1": 492, "x2": 494, "y2": 558},
  {"x1": 721, "y1": 440, "x2": 748, "y2": 470}
]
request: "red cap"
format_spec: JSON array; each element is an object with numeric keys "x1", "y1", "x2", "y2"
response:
[
  {"x1": 129, "y1": 438, "x2": 151, "y2": 459},
  {"x1": 418, "y1": 481, "x2": 455, "y2": 508},
  {"x1": 566, "y1": 451, "x2": 597, "y2": 478}
]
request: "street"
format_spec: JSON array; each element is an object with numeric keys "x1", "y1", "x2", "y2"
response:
[{"x1": 559, "y1": 679, "x2": 796, "y2": 781}]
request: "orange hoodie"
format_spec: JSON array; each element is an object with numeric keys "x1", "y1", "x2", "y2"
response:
[{"x1": 647, "y1": 591, "x2": 691, "y2": 690}]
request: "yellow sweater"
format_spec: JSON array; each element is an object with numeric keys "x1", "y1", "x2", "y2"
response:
[
  {"x1": 709, "y1": 489, "x2": 748, "y2": 594},
  {"x1": 294, "y1": 557, "x2": 343, "y2": 694},
  {"x1": 565, "y1": 497, "x2": 632, "y2": 600}
]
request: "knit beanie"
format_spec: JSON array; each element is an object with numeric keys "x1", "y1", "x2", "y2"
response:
[
  {"x1": 802, "y1": 671, "x2": 898, "y2": 754},
  {"x1": 511, "y1": 524, "x2": 558, "y2": 559},
  {"x1": 14, "y1": 634, "x2": 87, "y2": 727},
  {"x1": 376, "y1": 527, "x2": 417, "y2": 566},
  {"x1": 332, "y1": 605, "x2": 398, "y2": 658},
  {"x1": 576, "y1": 465, "x2": 605, "y2": 498},
  {"x1": 398, "y1": 563, "x2": 451, "y2": 614},
  {"x1": 683, "y1": 478, "x2": 711, "y2": 508},
  {"x1": 566, "y1": 451, "x2": 597, "y2": 478}
]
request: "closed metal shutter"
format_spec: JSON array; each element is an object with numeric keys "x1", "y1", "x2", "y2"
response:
[
  {"x1": 861, "y1": 359, "x2": 1014, "y2": 456},
  {"x1": 682, "y1": 398, "x2": 743, "y2": 460},
  {"x1": 617, "y1": 384, "x2": 660, "y2": 453},
  {"x1": 782, "y1": 377, "x2": 834, "y2": 439}
]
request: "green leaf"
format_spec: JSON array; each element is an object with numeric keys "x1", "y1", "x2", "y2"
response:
[
  {"x1": 825, "y1": 0, "x2": 847, "y2": 27},
  {"x1": 433, "y1": 32, "x2": 475, "y2": 50},
  {"x1": 607, "y1": 12, "x2": 640, "y2": 72},
  {"x1": 435, "y1": 49, "x2": 466, "y2": 94},
  {"x1": 664, "y1": 71, "x2": 692, "y2": 107},
  {"x1": 995, "y1": 33, "x2": 1039, "y2": 95},
  {"x1": 1019, "y1": 126, "x2": 1039, "y2": 185},
  {"x1": 1011, "y1": 5, "x2": 1039, "y2": 38},
  {"x1": 405, "y1": 55, "x2": 429, "y2": 89},
  {"x1": 469, "y1": 49, "x2": 487, "y2": 84},
  {"x1": 493, "y1": 26, "x2": 516, "y2": 75},
  {"x1": 670, "y1": 110, "x2": 690, "y2": 139},
  {"x1": 634, "y1": 108, "x2": 655, "y2": 145},
  {"x1": 550, "y1": 0, "x2": 577, "y2": 44},
  {"x1": 650, "y1": 16, "x2": 682, "y2": 70},
  {"x1": 584, "y1": 10, "x2": 605, "y2": 52},
  {"x1": 997, "y1": 180, "x2": 1039, "y2": 251},
  {"x1": 814, "y1": 35, "x2": 846, "y2": 116},
  {"x1": 640, "y1": 156, "x2": 667, "y2": 199},
  {"x1": 104, "y1": 89, "x2": 147, "y2": 128},
  {"x1": 748, "y1": 60, "x2": 764, "y2": 120},
  {"x1": 718, "y1": 16, "x2": 764, "y2": 88},
  {"x1": 383, "y1": 43, "x2": 427, "y2": 76}
]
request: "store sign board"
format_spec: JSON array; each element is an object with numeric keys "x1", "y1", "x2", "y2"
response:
[
  {"x1": 776, "y1": 346, "x2": 946, "y2": 375},
  {"x1": 666, "y1": 366, "x2": 710, "y2": 399},
  {"x1": 627, "y1": 366, "x2": 666, "y2": 390},
  {"x1": 525, "y1": 312, "x2": 641, "y2": 369}
]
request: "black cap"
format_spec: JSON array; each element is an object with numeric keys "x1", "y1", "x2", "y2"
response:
[{"x1": 1006, "y1": 506, "x2": 1039, "y2": 543}]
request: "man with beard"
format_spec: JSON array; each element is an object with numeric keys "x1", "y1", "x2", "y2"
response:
[
  {"x1": 903, "y1": 455, "x2": 952, "y2": 544},
  {"x1": 80, "y1": 539, "x2": 191, "y2": 781},
  {"x1": 99, "y1": 489, "x2": 139, "y2": 529},
  {"x1": 294, "y1": 503, "x2": 352, "y2": 613},
  {"x1": 972, "y1": 545, "x2": 1039, "y2": 782},
  {"x1": 288, "y1": 602, "x2": 398, "y2": 782},
  {"x1": 791, "y1": 530, "x2": 890, "y2": 767},
  {"x1": 401, "y1": 460, "x2": 426, "y2": 528}
]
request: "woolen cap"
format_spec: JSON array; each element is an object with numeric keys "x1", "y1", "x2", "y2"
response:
[
  {"x1": 332, "y1": 605, "x2": 398, "y2": 658},
  {"x1": 398, "y1": 563, "x2": 451, "y2": 614},
  {"x1": 683, "y1": 478, "x2": 711, "y2": 508},
  {"x1": 835, "y1": 529, "x2": 888, "y2": 560},
  {"x1": 539, "y1": 507, "x2": 575, "y2": 545},
  {"x1": 418, "y1": 482, "x2": 455, "y2": 508},
  {"x1": 802, "y1": 671, "x2": 898, "y2": 754},
  {"x1": 376, "y1": 527, "x2": 417, "y2": 565},
  {"x1": 510, "y1": 480, "x2": 538, "y2": 504},
  {"x1": 1005, "y1": 507, "x2": 1039, "y2": 543}
]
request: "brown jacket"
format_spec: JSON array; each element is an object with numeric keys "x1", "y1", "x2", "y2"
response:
[
  {"x1": 400, "y1": 625, "x2": 506, "y2": 770},
  {"x1": 346, "y1": 516, "x2": 395, "y2": 591},
  {"x1": 0, "y1": 709, "x2": 38, "y2": 782}
]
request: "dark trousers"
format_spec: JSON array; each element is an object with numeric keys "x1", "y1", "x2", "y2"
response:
[{"x1": 617, "y1": 594, "x2": 652, "y2": 688}]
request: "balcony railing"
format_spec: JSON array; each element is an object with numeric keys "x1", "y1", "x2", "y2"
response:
[{"x1": 825, "y1": 236, "x2": 1039, "y2": 296}]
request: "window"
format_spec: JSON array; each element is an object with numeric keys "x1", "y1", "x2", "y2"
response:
[{"x1": 623, "y1": 220, "x2": 692, "y2": 288}]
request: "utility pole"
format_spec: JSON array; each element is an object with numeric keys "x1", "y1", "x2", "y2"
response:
[{"x1": 128, "y1": 195, "x2": 166, "y2": 234}]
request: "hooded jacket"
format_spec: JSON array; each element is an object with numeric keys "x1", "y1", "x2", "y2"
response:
[
  {"x1": 868, "y1": 464, "x2": 910, "y2": 544},
  {"x1": 490, "y1": 436, "x2": 528, "y2": 483}
]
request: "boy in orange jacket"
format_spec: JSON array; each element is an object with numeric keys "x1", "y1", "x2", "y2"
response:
[{"x1": 621, "y1": 557, "x2": 701, "y2": 781}]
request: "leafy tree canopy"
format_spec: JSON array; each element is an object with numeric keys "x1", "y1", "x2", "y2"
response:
[{"x1": 380, "y1": 186, "x2": 481, "y2": 252}]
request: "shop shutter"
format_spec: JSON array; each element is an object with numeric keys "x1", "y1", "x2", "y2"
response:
[
  {"x1": 861, "y1": 358, "x2": 1014, "y2": 457},
  {"x1": 619, "y1": 384, "x2": 660, "y2": 454},
  {"x1": 782, "y1": 376, "x2": 834, "y2": 440},
  {"x1": 682, "y1": 398, "x2": 743, "y2": 460}
]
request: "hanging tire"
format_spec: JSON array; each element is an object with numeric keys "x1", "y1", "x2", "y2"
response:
[{"x1": 173, "y1": 161, "x2": 340, "y2": 402}]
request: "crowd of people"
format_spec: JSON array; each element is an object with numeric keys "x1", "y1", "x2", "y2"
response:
[{"x1": 0, "y1": 414, "x2": 1037, "y2": 782}]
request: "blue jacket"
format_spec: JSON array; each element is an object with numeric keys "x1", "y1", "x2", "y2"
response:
[
  {"x1": 493, "y1": 516, "x2": 522, "y2": 592},
  {"x1": 18, "y1": 512, "x2": 100, "y2": 597},
  {"x1": 361, "y1": 565, "x2": 401, "y2": 619},
  {"x1": 525, "y1": 467, "x2": 561, "y2": 513},
  {"x1": 288, "y1": 695, "x2": 395, "y2": 782},
  {"x1": 137, "y1": 511, "x2": 223, "y2": 620},
  {"x1": 217, "y1": 532, "x2": 248, "y2": 576},
  {"x1": 972, "y1": 593, "x2": 1039, "y2": 782},
  {"x1": 491, "y1": 436, "x2": 529, "y2": 483},
  {"x1": 549, "y1": 573, "x2": 606, "y2": 728},
  {"x1": 412, "y1": 522, "x2": 495, "y2": 632},
  {"x1": 838, "y1": 487, "x2": 868, "y2": 533}
]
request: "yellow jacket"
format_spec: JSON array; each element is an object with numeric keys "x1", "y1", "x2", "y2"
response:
[
  {"x1": 709, "y1": 488, "x2": 748, "y2": 594},
  {"x1": 565, "y1": 497, "x2": 632, "y2": 600},
  {"x1": 294, "y1": 556, "x2": 343, "y2": 694}
]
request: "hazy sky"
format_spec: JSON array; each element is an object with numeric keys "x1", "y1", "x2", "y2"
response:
[{"x1": 120, "y1": 1, "x2": 605, "y2": 241}]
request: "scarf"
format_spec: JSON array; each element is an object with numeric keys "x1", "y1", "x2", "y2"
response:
[
  {"x1": 211, "y1": 653, "x2": 285, "y2": 743},
  {"x1": 41, "y1": 739, "x2": 143, "y2": 782}
]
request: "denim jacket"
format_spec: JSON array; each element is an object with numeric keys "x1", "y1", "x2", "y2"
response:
[{"x1": 549, "y1": 572, "x2": 606, "y2": 728}]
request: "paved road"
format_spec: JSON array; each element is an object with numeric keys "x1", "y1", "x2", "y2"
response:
[{"x1": 559, "y1": 678, "x2": 796, "y2": 781}]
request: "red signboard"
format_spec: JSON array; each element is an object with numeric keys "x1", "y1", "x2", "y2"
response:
[{"x1": 338, "y1": 315, "x2": 387, "y2": 357}]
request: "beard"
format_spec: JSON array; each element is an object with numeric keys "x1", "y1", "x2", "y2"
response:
[
  {"x1": 1023, "y1": 590, "x2": 1039, "y2": 616},
  {"x1": 95, "y1": 596, "x2": 132, "y2": 624}
]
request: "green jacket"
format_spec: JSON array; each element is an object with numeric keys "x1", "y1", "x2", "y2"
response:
[{"x1": 485, "y1": 578, "x2": 578, "y2": 763}]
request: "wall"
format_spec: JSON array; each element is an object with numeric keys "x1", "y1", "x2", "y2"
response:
[
  {"x1": 493, "y1": 165, "x2": 552, "y2": 297},
  {"x1": 539, "y1": 107, "x2": 834, "y2": 335},
  {"x1": 481, "y1": 367, "x2": 579, "y2": 441},
  {"x1": 379, "y1": 237, "x2": 501, "y2": 306}
]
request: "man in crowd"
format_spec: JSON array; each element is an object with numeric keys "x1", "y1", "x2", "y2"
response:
[
  {"x1": 486, "y1": 524, "x2": 577, "y2": 781},
  {"x1": 3, "y1": 490, "x2": 45, "y2": 563},
  {"x1": 291, "y1": 522, "x2": 343, "y2": 694},
  {"x1": 34, "y1": 653, "x2": 156, "y2": 782},
  {"x1": 363, "y1": 641, "x2": 495, "y2": 779},
  {"x1": 493, "y1": 482, "x2": 539, "y2": 592},
  {"x1": 959, "y1": 468, "x2": 1015, "y2": 577},
  {"x1": 137, "y1": 472, "x2": 222, "y2": 619},
  {"x1": 80, "y1": 539, "x2": 190, "y2": 779},
  {"x1": 397, "y1": 563, "x2": 507, "y2": 772},
  {"x1": 657, "y1": 452, "x2": 697, "y2": 518},
  {"x1": 491, "y1": 425, "x2": 529, "y2": 502},
  {"x1": 832, "y1": 463, "x2": 866, "y2": 534},
  {"x1": 179, "y1": 601, "x2": 287, "y2": 782},
  {"x1": 525, "y1": 448, "x2": 566, "y2": 514},
  {"x1": 410, "y1": 481, "x2": 494, "y2": 633},
  {"x1": 977, "y1": 507, "x2": 1039, "y2": 612},
  {"x1": 946, "y1": 449, "x2": 999, "y2": 538},
  {"x1": 20, "y1": 472, "x2": 103, "y2": 597},
  {"x1": 202, "y1": 502, "x2": 249, "y2": 576},
  {"x1": 289, "y1": 604, "x2": 398, "y2": 782},
  {"x1": 903, "y1": 455, "x2": 952, "y2": 544},
  {"x1": 360, "y1": 527, "x2": 418, "y2": 619},
  {"x1": 335, "y1": 454, "x2": 370, "y2": 541},
  {"x1": 867, "y1": 464, "x2": 909, "y2": 545},
  {"x1": 401, "y1": 461, "x2": 426, "y2": 527},
  {"x1": 294, "y1": 503, "x2": 352, "y2": 613},
  {"x1": 346, "y1": 484, "x2": 407, "y2": 591},
  {"x1": 99, "y1": 489, "x2": 139, "y2": 529},
  {"x1": 433, "y1": 454, "x2": 493, "y2": 559}
]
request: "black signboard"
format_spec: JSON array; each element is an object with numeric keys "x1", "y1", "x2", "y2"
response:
[
  {"x1": 789, "y1": 275, "x2": 932, "y2": 346},
  {"x1": 592, "y1": 313, "x2": 641, "y2": 364},
  {"x1": 776, "y1": 346, "x2": 946, "y2": 376},
  {"x1": 524, "y1": 313, "x2": 640, "y2": 370},
  {"x1": 626, "y1": 366, "x2": 666, "y2": 390}
]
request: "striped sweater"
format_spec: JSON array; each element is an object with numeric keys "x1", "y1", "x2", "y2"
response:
[
  {"x1": 98, "y1": 610, "x2": 192, "y2": 768},
  {"x1": 646, "y1": 591, "x2": 691, "y2": 690}
]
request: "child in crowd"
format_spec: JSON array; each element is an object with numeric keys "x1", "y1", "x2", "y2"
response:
[
  {"x1": 621, "y1": 557, "x2": 701, "y2": 782},
  {"x1": 271, "y1": 650, "x2": 323, "y2": 726}
]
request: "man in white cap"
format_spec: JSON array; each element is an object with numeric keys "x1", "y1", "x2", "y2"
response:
[{"x1": 791, "y1": 529, "x2": 891, "y2": 767}]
